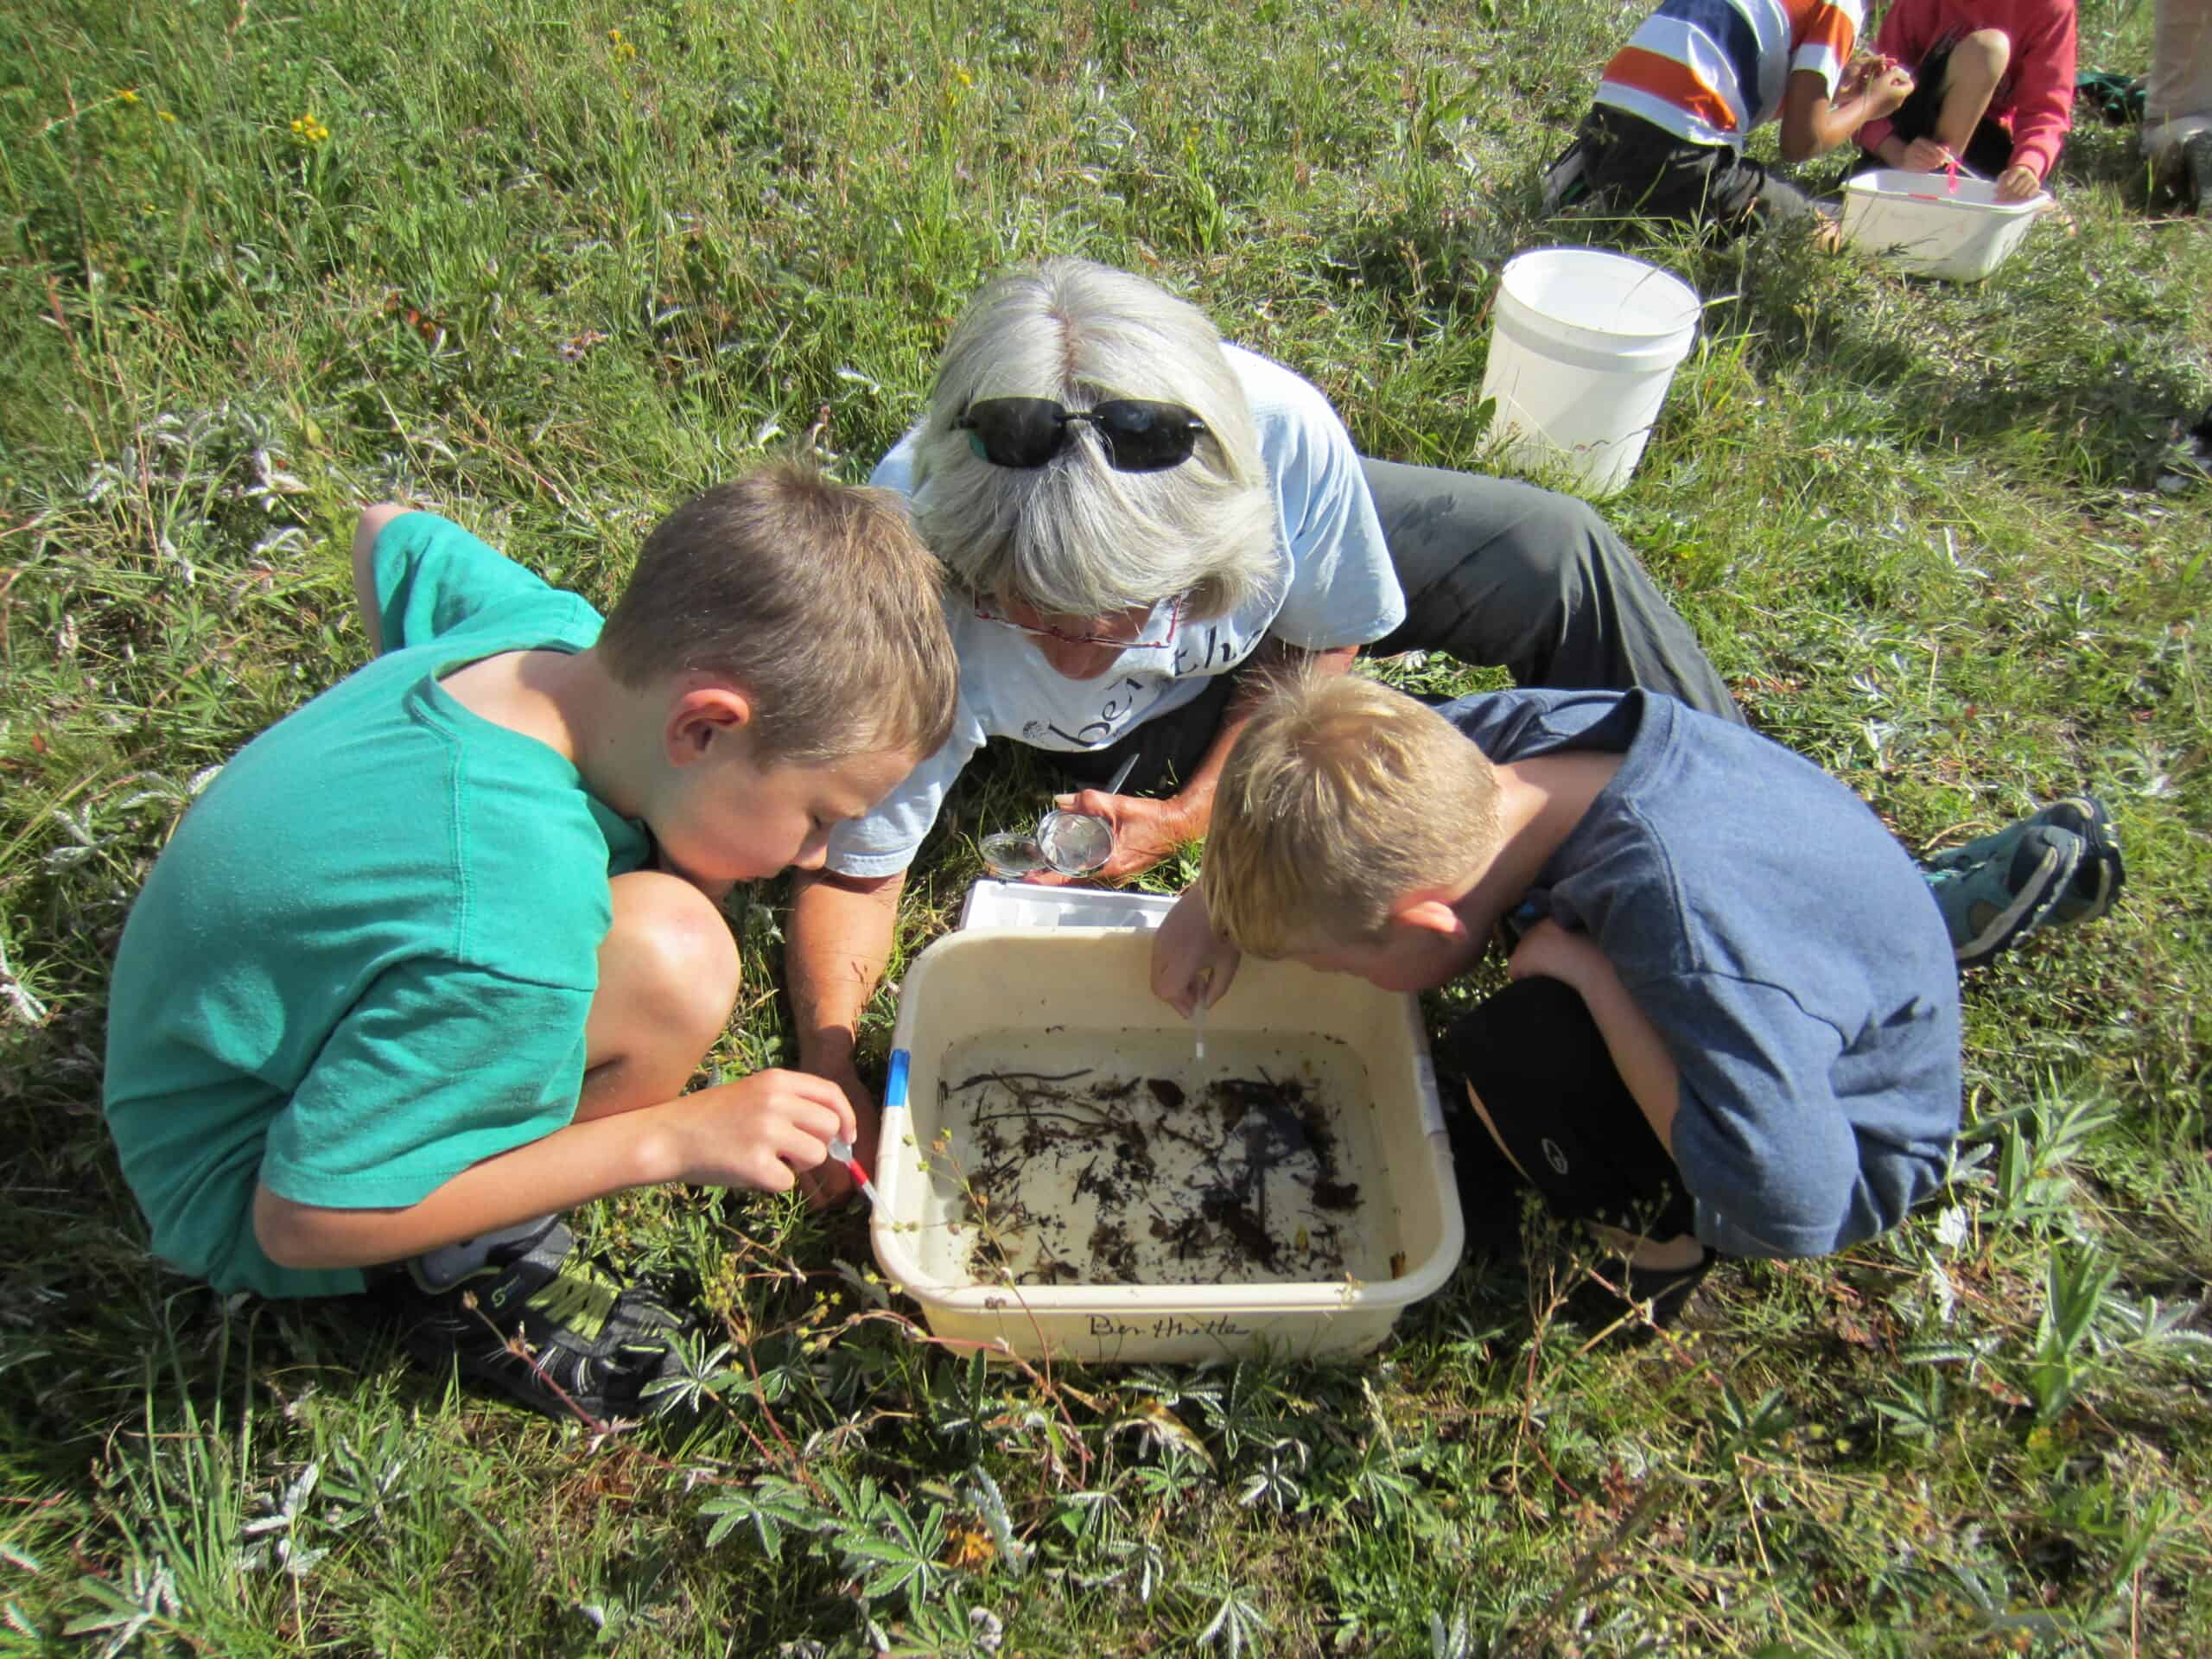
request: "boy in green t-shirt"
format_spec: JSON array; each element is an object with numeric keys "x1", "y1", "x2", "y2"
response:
[{"x1": 102, "y1": 462, "x2": 958, "y2": 1420}]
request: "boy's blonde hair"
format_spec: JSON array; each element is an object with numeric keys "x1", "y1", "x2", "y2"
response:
[
  {"x1": 1201, "y1": 673, "x2": 1501, "y2": 957},
  {"x1": 598, "y1": 460, "x2": 958, "y2": 766}
]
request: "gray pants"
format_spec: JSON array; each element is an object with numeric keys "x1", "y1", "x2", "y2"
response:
[{"x1": 1362, "y1": 457, "x2": 1742, "y2": 724}]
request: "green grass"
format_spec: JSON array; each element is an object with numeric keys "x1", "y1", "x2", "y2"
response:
[{"x1": 3, "y1": 0, "x2": 2209, "y2": 1653}]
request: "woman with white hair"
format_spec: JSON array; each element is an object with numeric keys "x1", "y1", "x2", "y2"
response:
[{"x1": 787, "y1": 258, "x2": 1737, "y2": 1190}]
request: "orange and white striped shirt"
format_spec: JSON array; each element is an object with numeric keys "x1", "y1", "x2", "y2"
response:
[{"x1": 1595, "y1": 0, "x2": 1864, "y2": 149}]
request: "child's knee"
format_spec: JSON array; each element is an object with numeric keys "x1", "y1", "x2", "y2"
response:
[
  {"x1": 606, "y1": 871, "x2": 741, "y2": 1035},
  {"x1": 1956, "y1": 29, "x2": 2012, "y2": 79},
  {"x1": 351, "y1": 503, "x2": 411, "y2": 562}
]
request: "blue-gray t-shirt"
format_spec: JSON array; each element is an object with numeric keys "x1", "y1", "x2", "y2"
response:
[{"x1": 1446, "y1": 688, "x2": 1962, "y2": 1259}]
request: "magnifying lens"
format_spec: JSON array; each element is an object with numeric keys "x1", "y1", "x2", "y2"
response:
[{"x1": 980, "y1": 753, "x2": 1140, "y2": 880}]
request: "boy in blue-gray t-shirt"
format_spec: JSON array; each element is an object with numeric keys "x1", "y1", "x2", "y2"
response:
[{"x1": 1153, "y1": 674, "x2": 1971, "y2": 1317}]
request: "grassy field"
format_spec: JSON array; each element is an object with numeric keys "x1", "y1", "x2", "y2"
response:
[{"x1": 3, "y1": 0, "x2": 2209, "y2": 1653}]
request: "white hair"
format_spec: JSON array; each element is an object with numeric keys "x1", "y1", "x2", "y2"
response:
[{"x1": 908, "y1": 258, "x2": 1279, "y2": 621}]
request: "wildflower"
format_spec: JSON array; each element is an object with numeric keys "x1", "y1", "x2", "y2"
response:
[
  {"x1": 607, "y1": 28, "x2": 637, "y2": 61},
  {"x1": 289, "y1": 111, "x2": 330, "y2": 145},
  {"x1": 158, "y1": 110, "x2": 177, "y2": 123},
  {"x1": 119, "y1": 88, "x2": 140, "y2": 105}
]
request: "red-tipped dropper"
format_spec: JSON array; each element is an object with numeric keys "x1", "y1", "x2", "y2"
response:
[{"x1": 829, "y1": 1136, "x2": 882, "y2": 1207}]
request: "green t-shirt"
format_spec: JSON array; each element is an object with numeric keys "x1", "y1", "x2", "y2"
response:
[{"x1": 102, "y1": 512, "x2": 654, "y2": 1298}]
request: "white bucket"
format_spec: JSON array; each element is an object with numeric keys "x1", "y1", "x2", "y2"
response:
[{"x1": 1478, "y1": 247, "x2": 1702, "y2": 498}]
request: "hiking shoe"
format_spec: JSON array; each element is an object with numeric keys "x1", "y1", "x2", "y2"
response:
[
  {"x1": 365, "y1": 1217, "x2": 696, "y2": 1422},
  {"x1": 1563, "y1": 1251, "x2": 1715, "y2": 1335},
  {"x1": 2170, "y1": 128, "x2": 2212, "y2": 217},
  {"x1": 1619, "y1": 1253, "x2": 1713, "y2": 1326},
  {"x1": 1539, "y1": 137, "x2": 1591, "y2": 216},
  {"x1": 1927, "y1": 798, "x2": 2123, "y2": 934},
  {"x1": 2028, "y1": 796, "x2": 2125, "y2": 927},
  {"x1": 1926, "y1": 823, "x2": 2084, "y2": 970}
]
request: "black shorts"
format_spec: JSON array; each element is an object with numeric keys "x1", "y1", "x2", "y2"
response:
[
  {"x1": 1576, "y1": 105, "x2": 1815, "y2": 231},
  {"x1": 1438, "y1": 973, "x2": 1695, "y2": 1239}
]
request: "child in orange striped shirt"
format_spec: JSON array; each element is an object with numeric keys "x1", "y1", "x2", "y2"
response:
[{"x1": 1545, "y1": 0, "x2": 1914, "y2": 233}]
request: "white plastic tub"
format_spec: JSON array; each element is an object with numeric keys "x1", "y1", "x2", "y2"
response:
[
  {"x1": 1840, "y1": 168, "x2": 2051, "y2": 282},
  {"x1": 871, "y1": 927, "x2": 1463, "y2": 1364},
  {"x1": 1478, "y1": 247, "x2": 1702, "y2": 498},
  {"x1": 956, "y1": 877, "x2": 1174, "y2": 932}
]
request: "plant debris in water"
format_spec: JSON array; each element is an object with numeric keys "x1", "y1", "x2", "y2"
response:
[{"x1": 939, "y1": 1065, "x2": 1366, "y2": 1287}]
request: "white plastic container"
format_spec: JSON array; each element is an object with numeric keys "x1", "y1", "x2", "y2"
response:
[
  {"x1": 956, "y1": 877, "x2": 1173, "y2": 932},
  {"x1": 1478, "y1": 247, "x2": 1702, "y2": 498},
  {"x1": 1840, "y1": 168, "x2": 2050, "y2": 282},
  {"x1": 871, "y1": 927, "x2": 1463, "y2": 1364}
]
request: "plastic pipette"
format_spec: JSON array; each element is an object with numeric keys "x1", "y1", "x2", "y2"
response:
[
  {"x1": 1193, "y1": 969, "x2": 1210, "y2": 1062},
  {"x1": 829, "y1": 1136, "x2": 881, "y2": 1206}
]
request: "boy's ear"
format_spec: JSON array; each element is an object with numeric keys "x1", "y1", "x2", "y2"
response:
[
  {"x1": 1391, "y1": 897, "x2": 1468, "y2": 941},
  {"x1": 664, "y1": 683, "x2": 754, "y2": 766}
]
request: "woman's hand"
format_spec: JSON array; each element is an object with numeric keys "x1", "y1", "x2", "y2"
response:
[
  {"x1": 1150, "y1": 887, "x2": 1242, "y2": 1017},
  {"x1": 1028, "y1": 789, "x2": 1197, "y2": 886},
  {"x1": 1994, "y1": 163, "x2": 2041, "y2": 201}
]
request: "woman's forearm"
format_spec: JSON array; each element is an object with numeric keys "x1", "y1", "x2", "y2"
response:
[{"x1": 787, "y1": 867, "x2": 906, "y2": 1068}]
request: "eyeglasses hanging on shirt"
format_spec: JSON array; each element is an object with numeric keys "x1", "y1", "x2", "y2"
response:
[
  {"x1": 972, "y1": 592, "x2": 1186, "y2": 652},
  {"x1": 953, "y1": 397, "x2": 1208, "y2": 472}
]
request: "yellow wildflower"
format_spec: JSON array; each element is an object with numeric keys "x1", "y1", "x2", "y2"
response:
[
  {"x1": 118, "y1": 88, "x2": 140, "y2": 105},
  {"x1": 289, "y1": 111, "x2": 330, "y2": 145},
  {"x1": 607, "y1": 27, "x2": 637, "y2": 60},
  {"x1": 158, "y1": 110, "x2": 177, "y2": 123}
]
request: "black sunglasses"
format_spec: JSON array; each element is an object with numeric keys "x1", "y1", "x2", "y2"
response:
[{"x1": 953, "y1": 397, "x2": 1208, "y2": 473}]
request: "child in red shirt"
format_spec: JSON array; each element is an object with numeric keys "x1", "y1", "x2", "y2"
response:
[{"x1": 1854, "y1": 0, "x2": 2077, "y2": 200}]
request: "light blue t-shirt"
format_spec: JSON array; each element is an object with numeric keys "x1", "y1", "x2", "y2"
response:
[
  {"x1": 828, "y1": 346, "x2": 1406, "y2": 877},
  {"x1": 1447, "y1": 688, "x2": 1963, "y2": 1260}
]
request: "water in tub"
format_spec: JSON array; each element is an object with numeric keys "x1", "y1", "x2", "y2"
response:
[{"x1": 919, "y1": 1025, "x2": 1398, "y2": 1288}]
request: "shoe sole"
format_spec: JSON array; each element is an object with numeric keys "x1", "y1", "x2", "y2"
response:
[{"x1": 1953, "y1": 834, "x2": 2081, "y2": 971}]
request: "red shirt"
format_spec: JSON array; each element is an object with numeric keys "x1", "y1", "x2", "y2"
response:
[{"x1": 1856, "y1": 0, "x2": 2077, "y2": 178}]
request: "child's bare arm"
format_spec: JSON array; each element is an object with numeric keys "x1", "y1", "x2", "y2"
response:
[
  {"x1": 1507, "y1": 919, "x2": 1681, "y2": 1150},
  {"x1": 1150, "y1": 887, "x2": 1243, "y2": 1019},
  {"x1": 252, "y1": 1069, "x2": 855, "y2": 1271},
  {"x1": 1779, "y1": 64, "x2": 1914, "y2": 162},
  {"x1": 348, "y1": 504, "x2": 413, "y2": 655}
]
